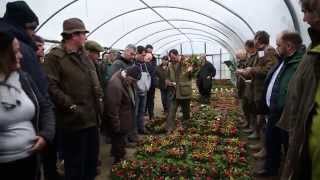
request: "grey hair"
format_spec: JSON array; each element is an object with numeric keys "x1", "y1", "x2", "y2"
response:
[{"x1": 125, "y1": 44, "x2": 136, "y2": 52}]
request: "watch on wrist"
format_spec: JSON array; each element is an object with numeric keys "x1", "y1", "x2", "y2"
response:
[{"x1": 69, "y1": 104, "x2": 77, "y2": 112}]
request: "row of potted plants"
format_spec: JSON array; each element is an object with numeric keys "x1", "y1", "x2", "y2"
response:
[{"x1": 111, "y1": 88, "x2": 251, "y2": 179}]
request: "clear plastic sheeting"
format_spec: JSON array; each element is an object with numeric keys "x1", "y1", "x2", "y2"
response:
[{"x1": 0, "y1": 0, "x2": 310, "y2": 79}]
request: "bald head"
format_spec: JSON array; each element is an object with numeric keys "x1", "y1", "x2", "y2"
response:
[{"x1": 276, "y1": 31, "x2": 302, "y2": 57}]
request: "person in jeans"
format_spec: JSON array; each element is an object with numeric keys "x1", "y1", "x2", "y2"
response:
[
  {"x1": 145, "y1": 44, "x2": 157, "y2": 121},
  {"x1": 134, "y1": 46, "x2": 151, "y2": 134},
  {"x1": 0, "y1": 30, "x2": 55, "y2": 180}
]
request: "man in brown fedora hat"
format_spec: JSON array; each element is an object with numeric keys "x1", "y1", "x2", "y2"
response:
[{"x1": 44, "y1": 18, "x2": 103, "y2": 180}]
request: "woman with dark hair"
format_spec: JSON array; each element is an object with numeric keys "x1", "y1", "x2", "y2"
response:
[{"x1": 0, "y1": 31, "x2": 55, "y2": 180}]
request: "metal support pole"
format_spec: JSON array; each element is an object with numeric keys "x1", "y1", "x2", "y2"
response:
[
  {"x1": 204, "y1": 42, "x2": 207, "y2": 54},
  {"x1": 219, "y1": 48, "x2": 222, "y2": 79}
]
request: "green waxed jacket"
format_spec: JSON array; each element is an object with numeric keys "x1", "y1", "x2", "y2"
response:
[
  {"x1": 277, "y1": 28, "x2": 320, "y2": 180},
  {"x1": 44, "y1": 45, "x2": 103, "y2": 131},
  {"x1": 274, "y1": 51, "x2": 303, "y2": 113},
  {"x1": 167, "y1": 62, "x2": 193, "y2": 99}
]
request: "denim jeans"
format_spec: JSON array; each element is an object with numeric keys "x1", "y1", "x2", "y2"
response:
[
  {"x1": 136, "y1": 95, "x2": 147, "y2": 132},
  {"x1": 145, "y1": 87, "x2": 155, "y2": 119}
]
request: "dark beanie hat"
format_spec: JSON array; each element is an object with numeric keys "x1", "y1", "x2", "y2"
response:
[
  {"x1": 0, "y1": 31, "x2": 15, "y2": 50},
  {"x1": 3, "y1": 1, "x2": 39, "y2": 27},
  {"x1": 126, "y1": 66, "x2": 142, "y2": 80},
  {"x1": 145, "y1": 44, "x2": 153, "y2": 49}
]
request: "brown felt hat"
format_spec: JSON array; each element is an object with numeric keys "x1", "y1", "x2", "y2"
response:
[{"x1": 61, "y1": 18, "x2": 89, "y2": 35}]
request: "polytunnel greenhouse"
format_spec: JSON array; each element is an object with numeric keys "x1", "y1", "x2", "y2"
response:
[{"x1": 0, "y1": 0, "x2": 319, "y2": 180}]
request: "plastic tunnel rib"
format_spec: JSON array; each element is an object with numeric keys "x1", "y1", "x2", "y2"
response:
[{"x1": 0, "y1": 0, "x2": 309, "y2": 57}]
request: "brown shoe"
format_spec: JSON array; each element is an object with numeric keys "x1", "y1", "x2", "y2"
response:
[{"x1": 253, "y1": 148, "x2": 266, "y2": 159}]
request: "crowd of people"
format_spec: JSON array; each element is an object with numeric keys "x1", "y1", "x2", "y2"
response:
[
  {"x1": 0, "y1": 1, "x2": 217, "y2": 180},
  {"x1": 0, "y1": 0, "x2": 320, "y2": 180},
  {"x1": 234, "y1": 0, "x2": 320, "y2": 179}
]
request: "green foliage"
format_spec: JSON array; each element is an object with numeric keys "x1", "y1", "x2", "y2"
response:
[{"x1": 111, "y1": 92, "x2": 252, "y2": 179}]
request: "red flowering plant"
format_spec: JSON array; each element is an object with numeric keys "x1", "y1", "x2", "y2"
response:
[{"x1": 111, "y1": 88, "x2": 252, "y2": 179}]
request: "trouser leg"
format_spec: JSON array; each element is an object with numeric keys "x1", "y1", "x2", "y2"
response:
[
  {"x1": 166, "y1": 100, "x2": 178, "y2": 131},
  {"x1": 61, "y1": 127, "x2": 99, "y2": 180},
  {"x1": 42, "y1": 136, "x2": 59, "y2": 180},
  {"x1": 146, "y1": 87, "x2": 155, "y2": 119},
  {"x1": 255, "y1": 115, "x2": 266, "y2": 139},
  {"x1": 178, "y1": 99, "x2": 191, "y2": 128},
  {"x1": 0, "y1": 155, "x2": 37, "y2": 180},
  {"x1": 136, "y1": 95, "x2": 146, "y2": 132},
  {"x1": 110, "y1": 132, "x2": 126, "y2": 161},
  {"x1": 84, "y1": 127, "x2": 99, "y2": 180},
  {"x1": 160, "y1": 89, "x2": 168, "y2": 112},
  {"x1": 281, "y1": 130, "x2": 289, "y2": 154},
  {"x1": 128, "y1": 95, "x2": 139, "y2": 142},
  {"x1": 264, "y1": 121, "x2": 282, "y2": 173}
]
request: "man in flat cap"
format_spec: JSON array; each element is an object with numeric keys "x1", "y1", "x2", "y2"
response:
[
  {"x1": 44, "y1": 18, "x2": 103, "y2": 180},
  {"x1": 85, "y1": 40, "x2": 105, "y2": 86},
  {"x1": 103, "y1": 66, "x2": 141, "y2": 164}
]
